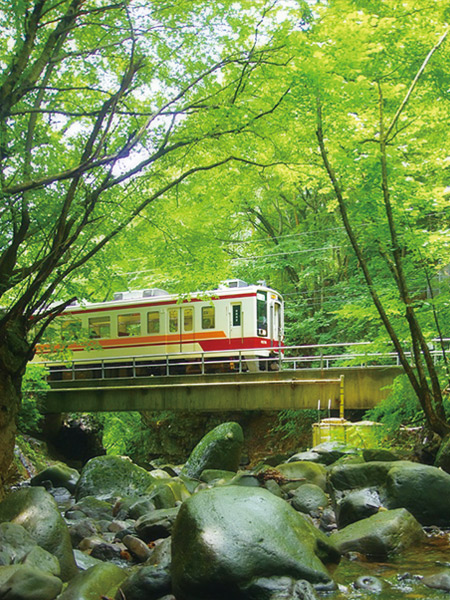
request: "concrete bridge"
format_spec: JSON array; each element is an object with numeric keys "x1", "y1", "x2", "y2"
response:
[{"x1": 41, "y1": 365, "x2": 403, "y2": 415}]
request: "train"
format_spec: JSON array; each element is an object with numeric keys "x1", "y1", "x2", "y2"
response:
[{"x1": 35, "y1": 279, "x2": 284, "y2": 378}]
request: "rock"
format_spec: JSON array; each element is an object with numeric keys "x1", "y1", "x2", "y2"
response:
[
  {"x1": 384, "y1": 462, "x2": 450, "y2": 526},
  {"x1": 71, "y1": 496, "x2": 114, "y2": 520},
  {"x1": 290, "y1": 484, "x2": 328, "y2": 516},
  {"x1": 31, "y1": 463, "x2": 80, "y2": 493},
  {"x1": 328, "y1": 461, "x2": 394, "y2": 491},
  {"x1": 122, "y1": 534, "x2": 152, "y2": 562},
  {"x1": 171, "y1": 485, "x2": 340, "y2": 599},
  {"x1": 310, "y1": 442, "x2": 353, "y2": 465},
  {"x1": 336, "y1": 488, "x2": 382, "y2": 528},
  {"x1": 287, "y1": 451, "x2": 322, "y2": 464},
  {"x1": 330, "y1": 508, "x2": 424, "y2": 558},
  {"x1": 362, "y1": 448, "x2": 400, "y2": 462},
  {"x1": 182, "y1": 422, "x2": 244, "y2": 478},
  {"x1": 113, "y1": 496, "x2": 156, "y2": 520},
  {"x1": 135, "y1": 507, "x2": 180, "y2": 542},
  {"x1": 69, "y1": 518, "x2": 100, "y2": 548},
  {"x1": 275, "y1": 461, "x2": 327, "y2": 491},
  {"x1": 199, "y1": 469, "x2": 237, "y2": 483},
  {"x1": 22, "y1": 546, "x2": 61, "y2": 577},
  {"x1": 353, "y1": 575, "x2": 384, "y2": 592},
  {"x1": 0, "y1": 487, "x2": 77, "y2": 581},
  {"x1": 56, "y1": 563, "x2": 127, "y2": 599},
  {"x1": 146, "y1": 537, "x2": 172, "y2": 569},
  {"x1": 73, "y1": 549, "x2": 103, "y2": 571},
  {"x1": 435, "y1": 435, "x2": 450, "y2": 473},
  {"x1": 147, "y1": 482, "x2": 178, "y2": 508},
  {"x1": 0, "y1": 565, "x2": 62, "y2": 600},
  {"x1": 0, "y1": 522, "x2": 38, "y2": 565},
  {"x1": 242, "y1": 576, "x2": 318, "y2": 599},
  {"x1": 75, "y1": 455, "x2": 156, "y2": 501},
  {"x1": 115, "y1": 565, "x2": 172, "y2": 600},
  {"x1": 422, "y1": 571, "x2": 450, "y2": 591},
  {"x1": 90, "y1": 541, "x2": 125, "y2": 562}
]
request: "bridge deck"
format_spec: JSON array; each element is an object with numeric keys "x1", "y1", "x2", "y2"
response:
[{"x1": 40, "y1": 366, "x2": 403, "y2": 413}]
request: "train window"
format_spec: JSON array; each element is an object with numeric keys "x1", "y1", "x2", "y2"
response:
[
  {"x1": 232, "y1": 304, "x2": 241, "y2": 326},
  {"x1": 184, "y1": 307, "x2": 193, "y2": 332},
  {"x1": 88, "y1": 316, "x2": 110, "y2": 339},
  {"x1": 169, "y1": 309, "x2": 178, "y2": 333},
  {"x1": 147, "y1": 311, "x2": 160, "y2": 334},
  {"x1": 257, "y1": 291, "x2": 267, "y2": 337},
  {"x1": 202, "y1": 306, "x2": 215, "y2": 329},
  {"x1": 118, "y1": 313, "x2": 141, "y2": 337}
]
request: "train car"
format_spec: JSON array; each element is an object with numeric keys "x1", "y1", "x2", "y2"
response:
[{"x1": 35, "y1": 279, "x2": 284, "y2": 378}]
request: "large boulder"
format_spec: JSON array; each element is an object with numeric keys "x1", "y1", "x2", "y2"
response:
[
  {"x1": 384, "y1": 462, "x2": 450, "y2": 526},
  {"x1": 336, "y1": 488, "x2": 382, "y2": 528},
  {"x1": 0, "y1": 565, "x2": 62, "y2": 600},
  {"x1": 0, "y1": 487, "x2": 77, "y2": 581},
  {"x1": 171, "y1": 485, "x2": 340, "y2": 600},
  {"x1": 31, "y1": 463, "x2": 80, "y2": 493},
  {"x1": 331, "y1": 508, "x2": 424, "y2": 558},
  {"x1": 328, "y1": 461, "x2": 394, "y2": 491},
  {"x1": 56, "y1": 563, "x2": 127, "y2": 599},
  {"x1": 182, "y1": 422, "x2": 244, "y2": 479},
  {"x1": 75, "y1": 455, "x2": 156, "y2": 501},
  {"x1": 275, "y1": 461, "x2": 327, "y2": 491},
  {"x1": 115, "y1": 565, "x2": 172, "y2": 600}
]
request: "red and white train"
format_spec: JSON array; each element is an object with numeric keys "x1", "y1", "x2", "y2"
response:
[{"x1": 36, "y1": 280, "x2": 284, "y2": 376}]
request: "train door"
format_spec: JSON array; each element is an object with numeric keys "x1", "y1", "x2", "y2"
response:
[
  {"x1": 269, "y1": 301, "x2": 282, "y2": 347},
  {"x1": 168, "y1": 306, "x2": 195, "y2": 352},
  {"x1": 230, "y1": 303, "x2": 243, "y2": 342}
]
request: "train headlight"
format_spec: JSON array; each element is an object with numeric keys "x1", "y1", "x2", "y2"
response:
[{"x1": 258, "y1": 328, "x2": 267, "y2": 336}]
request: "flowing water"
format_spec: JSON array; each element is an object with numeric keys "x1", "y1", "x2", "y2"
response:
[{"x1": 329, "y1": 531, "x2": 450, "y2": 599}]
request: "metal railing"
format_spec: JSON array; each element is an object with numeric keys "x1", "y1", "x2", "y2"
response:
[{"x1": 33, "y1": 340, "x2": 450, "y2": 381}]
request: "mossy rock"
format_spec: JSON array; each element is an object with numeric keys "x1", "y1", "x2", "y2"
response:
[
  {"x1": 0, "y1": 565, "x2": 62, "y2": 600},
  {"x1": 331, "y1": 508, "x2": 424, "y2": 558},
  {"x1": 0, "y1": 487, "x2": 77, "y2": 581},
  {"x1": 275, "y1": 461, "x2": 327, "y2": 491},
  {"x1": 182, "y1": 422, "x2": 244, "y2": 479},
  {"x1": 56, "y1": 563, "x2": 127, "y2": 600},
  {"x1": 75, "y1": 455, "x2": 156, "y2": 501},
  {"x1": 31, "y1": 463, "x2": 80, "y2": 493},
  {"x1": 171, "y1": 485, "x2": 340, "y2": 599}
]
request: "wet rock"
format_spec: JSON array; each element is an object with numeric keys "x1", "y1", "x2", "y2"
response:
[
  {"x1": 0, "y1": 487, "x2": 77, "y2": 581},
  {"x1": 434, "y1": 435, "x2": 450, "y2": 474},
  {"x1": 171, "y1": 485, "x2": 340, "y2": 599},
  {"x1": 336, "y1": 488, "x2": 382, "y2": 528},
  {"x1": 0, "y1": 565, "x2": 63, "y2": 600},
  {"x1": 275, "y1": 461, "x2": 327, "y2": 491},
  {"x1": 56, "y1": 563, "x2": 127, "y2": 599},
  {"x1": 0, "y1": 522, "x2": 38, "y2": 564},
  {"x1": 90, "y1": 541, "x2": 125, "y2": 562},
  {"x1": 331, "y1": 508, "x2": 424, "y2": 558},
  {"x1": 68, "y1": 518, "x2": 100, "y2": 548},
  {"x1": 328, "y1": 461, "x2": 393, "y2": 491},
  {"x1": 31, "y1": 463, "x2": 80, "y2": 493},
  {"x1": 199, "y1": 469, "x2": 237, "y2": 483},
  {"x1": 422, "y1": 571, "x2": 450, "y2": 591},
  {"x1": 353, "y1": 575, "x2": 383, "y2": 592},
  {"x1": 115, "y1": 565, "x2": 171, "y2": 600},
  {"x1": 122, "y1": 534, "x2": 152, "y2": 562},
  {"x1": 182, "y1": 422, "x2": 244, "y2": 478},
  {"x1": 71, "y1": 496, "x2": 114, "y2": 520},
  {"x1": 287, "y1": 451, "x2": 322, "y2": 464},
  {"x1": 310, "y1": 442, "x2": 354, "y2": 465},
  {"x1": 135, "y1": 507, "x2": 180, "y2": 542},
  {"x1": 362, "y1": 448, "x2": 400, "y2": 462},
  {"x1": 113, "y1": 496, "x2": 156, "y2": 520},
  {"x1": 22, "y1": 545, "x2": 61, "y2": 577},
  {"x1": 146, "y1": 537, "x2": 172, "y2": 569},
  {"x1": 147, "y1": 482, "x2": 178, "y2": 508},
  {"x1": 290, "y1": 483, "x2": 328, "y2": 516},
  {"x1": 73, "y1": 549, "x2": 103, "y2": 571},
  {"x1": 384, "y1": 462, "x2": 450, "y2": 526},
  {"x1": 75, "y1": 455, "x2": 156, "y2": 501},
  {"x1": 242, "y1": 576, "x2": 318, "y2": 599}
]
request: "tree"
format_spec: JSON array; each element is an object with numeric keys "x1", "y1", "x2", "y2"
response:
[
  {"x1": 300, "y1": 0, "x2": 450, "y2": 435},
  {"x1": 0, "y1": 0, "x2": 295, "y2": 493}
]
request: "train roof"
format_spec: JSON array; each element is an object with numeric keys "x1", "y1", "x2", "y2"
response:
[{"x1": 61, "y1": 280, "x2": 283, "y2": 314}]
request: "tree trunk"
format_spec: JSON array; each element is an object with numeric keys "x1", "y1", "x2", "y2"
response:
[{"x1": 0, "y1": 316, "x2": 31, "y2": 498}]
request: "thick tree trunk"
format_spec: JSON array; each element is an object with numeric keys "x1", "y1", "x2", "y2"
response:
[{"x1": 0, "y1": 316, "x2": 31, "y2": 498}]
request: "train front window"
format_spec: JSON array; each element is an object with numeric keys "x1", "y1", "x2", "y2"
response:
[
  {"x1": 257, "y1": 291, "x2": 267, "y2": 336},
  {"x1": 147, "y1": 311, "x2": 160, "y2": 334},
  {"x1": 202, "y1": 306, "x2": 215, "y2": 329},
  {"x1": 89, "y1": 316, "x2": 110, "y2": 339},
  {"x1": 118, "y1": 313, "x2": 141, "y2": 337}
]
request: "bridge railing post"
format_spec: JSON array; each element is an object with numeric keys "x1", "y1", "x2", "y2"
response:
[
  {"x1": 339, "y1": 374, "x2": 345, "y2": 419},
  {"x1": 238, "y1": 351, "x2": 242, "y2": 374},
  {"x1": 166, "y1": 355, "x2": 170, "y2": 376},
  {"x1": 201, "y1": 352, "x2": 205, "y2": 375}
]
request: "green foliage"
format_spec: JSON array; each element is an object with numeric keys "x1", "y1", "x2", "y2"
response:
[
  {"x1": 273, "y1": 409, "x2": 324, "y2": 444},
  {"x1": 17, "y1": 365, "x2": 50, "y2": 435},
  {"x1": 365, "y1": 375, "x2": 424, "y2": 435},
  {"x1": 99, "y1": 412, "x2": 146, "y2": 456}
]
